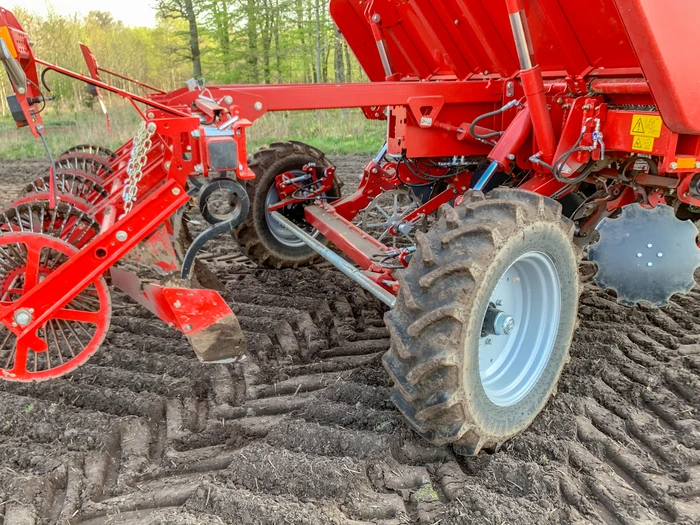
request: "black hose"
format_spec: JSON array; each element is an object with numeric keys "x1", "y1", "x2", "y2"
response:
[
  {"x1": 469, "y1": 103, "x2": 517, "y2": 145},
  {"x1": 551, "y1": 129, "x2": 597, "y2": 185}
]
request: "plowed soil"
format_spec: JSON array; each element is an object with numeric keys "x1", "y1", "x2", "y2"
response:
[{"x1": 0, "y1": 157, "x2": 698, "y2": 525}]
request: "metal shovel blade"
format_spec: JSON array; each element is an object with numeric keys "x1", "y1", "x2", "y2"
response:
[
  {"x1": 111, "y1": 268, "x2": 246, "y2": 363},
  {"x1": 158, "y1": 286, "x2": 246, "y2": 364}
]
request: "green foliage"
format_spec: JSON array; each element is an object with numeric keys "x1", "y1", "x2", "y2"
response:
[{"x1": 0, "y1": 3, "x2": 376, "y2": 159}]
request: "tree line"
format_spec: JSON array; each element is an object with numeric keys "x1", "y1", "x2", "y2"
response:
[{"x1": 4, "y1": 1, "x2": 365, "y2": 109}]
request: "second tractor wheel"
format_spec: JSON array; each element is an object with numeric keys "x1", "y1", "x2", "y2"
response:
[
  {"x1": 234, "y1": 142, "x2": 341, "y2": 268},
  {"x1": 384, "y1": 188, "x2": 579, "y2": 455}
]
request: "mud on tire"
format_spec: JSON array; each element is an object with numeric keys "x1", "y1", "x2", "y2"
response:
[
  {"x1": 383, "y1": 188, "x2": 580, "y2": 455},
  {"x1": 234, "y1": 141, "x2": 341, "y2": 269}
]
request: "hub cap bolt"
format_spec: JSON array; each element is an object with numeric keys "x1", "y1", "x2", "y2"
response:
[
  {"x1": 502, "y1": 316, "x2": 515, "y2": 335},
  {"x1": 493, "y1": 311, "x2": 516, "y2": 336},
  {"x1": 14, "y1": 309, "x2": 32, "y2": 327}
]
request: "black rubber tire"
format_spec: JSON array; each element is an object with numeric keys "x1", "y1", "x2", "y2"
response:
[
  {"x1": 233, "y1": 141, "x2": 341, "y2": 269},
  {"x1": 383, "y1": 188, "x2": 580, "y2": 455}
]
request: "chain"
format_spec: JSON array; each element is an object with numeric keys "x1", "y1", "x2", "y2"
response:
[{"x1": 122, "y1": 121, "x2": 156, "y2": 215}]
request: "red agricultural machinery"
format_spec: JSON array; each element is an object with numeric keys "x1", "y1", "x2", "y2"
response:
[{"x1": 1, "y1": 0, "x2": 700, "y2": 455}]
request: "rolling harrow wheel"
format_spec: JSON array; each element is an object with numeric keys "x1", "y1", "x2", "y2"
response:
[
  {"x1": 0, "y1": 233, "x2": 110, "y2": 381},
  {"x1": 26, "y1": 172, "x2": 109, "y2": 208},
  {"x1": 56, "y1": 156, "x2": 113, "y2": 180},
  {"x1": 60, "y1": 144, "x2": 117, "y2": 161},
  {"x1": 0, "y1": 202, "x2": 101, "y2": 249},
  {"x1": 359, "y1": 188, "x2": 420, "y2": 248}
]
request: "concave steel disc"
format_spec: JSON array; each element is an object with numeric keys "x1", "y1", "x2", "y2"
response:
[{"x1": 589, "y1": 204, "x2": 700, "y2": 306}]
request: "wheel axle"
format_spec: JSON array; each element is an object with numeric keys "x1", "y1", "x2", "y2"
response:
[{"x1": 482, "y1": 304, "x2": 515, "y2": 337}]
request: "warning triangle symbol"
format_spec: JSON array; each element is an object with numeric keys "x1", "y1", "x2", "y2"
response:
[{"x1": 632, "y1": 118, "x2": 645, "y2": 134}]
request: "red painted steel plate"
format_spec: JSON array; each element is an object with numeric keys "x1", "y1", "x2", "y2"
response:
[{"x1": 613, "y1": 0, "x2": 700, "y2": 134}]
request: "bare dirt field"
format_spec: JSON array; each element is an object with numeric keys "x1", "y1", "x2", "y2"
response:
[{"x1": 0, "y1": 156, "x2": 698, "y2": 525}]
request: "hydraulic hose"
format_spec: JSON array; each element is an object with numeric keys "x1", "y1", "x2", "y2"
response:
[{"x1": 469, "y1": 100, "x2": 520, "y2": 145}]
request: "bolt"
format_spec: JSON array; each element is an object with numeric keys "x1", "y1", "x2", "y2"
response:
[
  {"x1": 173, "y1": 300, "x2": 182, "y2": 309},
  {"x1": 172, "y1": 187, "x2": 182, "y2": 196},
  {"x1": 254, "y1": 101, "x2": 263, "y2": 111},
  {"x1": 647, "y1": 243, "x2": 653, "y2": 248},
  {"x1": 507, "y1": 154, "x2": 516, "y2": 160},
  {"x1": 637, "y1": 253, "x2": 643, "y2": 258},
  {"x1": 495, "y1": 300, "x2": 503, "y2": 307},
  {"x1": 224, "y1": 96, "x2": 233, "y2": 105},
  {"x1": 657, "y1": 253, "x2": 664, "y2": 258},
  {"x1": 147, "y1": 112, "x2": 155, "y2": 119},
  {"x1": 670, "y1": 162, "x2": 679, "y2": 170},
  {"x1": 164, "y1": 160, "x2": 171, "y2": 172},
  {"x1": 116, "y1": 231, "x2": 128, "y2": 242},
  {"x1": 513, "y1": 278, "x2": 520, "y2": 284},
  {"x1": 454, "y1": 19, "x2": 460, "y2": 24},
  {"x1": 502, "y1": 316, "x2": 515, "y2": 335},
  {"x1": 647, "y1": 262, "x2": 653, "y2": 267},
  {"x1": 147, "y1": 122, "x2": 157, "y2": 133},
  {"x1": 485, "y1": 338, "x2": 493, "y2": 346},
  {"x1": 372, "y1": 13, "x2": 381, "y2": 23},
  {"x1": 13, "y1": 309, "x2": 32, "y2": 327}
]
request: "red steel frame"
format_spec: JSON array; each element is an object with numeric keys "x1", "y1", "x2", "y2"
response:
[{"x1": 2, "y1": 0, "x2": 700, "y2": 340}]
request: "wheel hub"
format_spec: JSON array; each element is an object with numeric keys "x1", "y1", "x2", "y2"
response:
[{"x1": 478, "y1": 252, "x2": 561, "y2": 407}]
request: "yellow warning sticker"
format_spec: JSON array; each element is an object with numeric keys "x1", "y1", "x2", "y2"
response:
[
  {"x1": 632, "y1": 136, "x2": 655, "y2": 152},
  {"x1": 630, "y1": 114, "x2": 663, "y2": 138}
]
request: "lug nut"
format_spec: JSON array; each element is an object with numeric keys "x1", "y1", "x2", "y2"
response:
[{"x1": 14, "y1": 309, "x2": 32, "y2": 327}]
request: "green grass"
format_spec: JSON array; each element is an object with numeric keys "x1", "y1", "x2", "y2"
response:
[{"x1": 0, "y1": 104, "x2": 385, "y2": 159}]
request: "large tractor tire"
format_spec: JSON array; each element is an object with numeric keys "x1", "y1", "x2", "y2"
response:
[
  {"x1": 234, "y1": 142, "x2": 341, "y2": 268},
  {"x1": 383, "y1": 188, "x2": 579, "y2": 455}
]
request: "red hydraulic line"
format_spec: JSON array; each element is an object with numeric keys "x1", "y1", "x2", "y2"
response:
[
  {"x1": 98, "y1": 67, "x2": 167, "y2": 94},
  {"x1": 35, "y1": 59, "x2": 189, "y2": 117}
]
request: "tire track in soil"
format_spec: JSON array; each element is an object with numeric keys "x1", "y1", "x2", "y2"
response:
[{"x1": 0, "y1": 158, "x2": 697, "y2": 524}]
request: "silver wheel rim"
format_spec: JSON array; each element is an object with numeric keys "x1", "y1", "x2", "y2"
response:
[
  {"x1": 264, "y1": 172, "x2": 324, "y2": 248},
  {"x1": 478, "y1": 252, "x2": 561, "y2": 407}
]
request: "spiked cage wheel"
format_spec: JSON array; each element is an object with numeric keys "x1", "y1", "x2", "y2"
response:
[
  {"x1": 0, "y1": 233, "x2": 110, "y2": 381},
  {"x1": 26, "y1": 173, "x2": 109, "y2": 207},
  {"x1": 0, "y1": 202, "x2": 101, "y2": 248},
  {"x1": 383, "y1": 189, "x2": 580, "y2": 455},
  {"x1": 59, "y1": 144, "x2": 117, "y2": 162},
  {"x1": 56, "y1": 156, "x2": 113, "y2": 180}
]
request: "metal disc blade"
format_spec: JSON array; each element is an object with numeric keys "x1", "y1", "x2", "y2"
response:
[{"x1": 589, "y1": 204, "x2": 700, "y2": 306}]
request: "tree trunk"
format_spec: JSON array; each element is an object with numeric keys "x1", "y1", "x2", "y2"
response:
[
  {"x1": 295, "y1": 0, "x2": 309, "y2": 83},
  {"x1": 261, "y1": 0, "x2": 273, "y2": 84},
  {"x1": 344, "y1": 41, "x2": 353, "y2": 83},
  {"x1": 246, "y1": 0, "x2": 259, "y2": 83},
  {"x1": 334, "y1": 27, "x2": 345, "y2": 83},
  {"x1": 314, "y1": 0, "x2": 322, "y2": 83},
  {"x1": 274, "y1": 0, "x2": 282, "y2": 83},
  {"x1": 183, "y1": 0, "x2": 202, "y2": 78}
]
